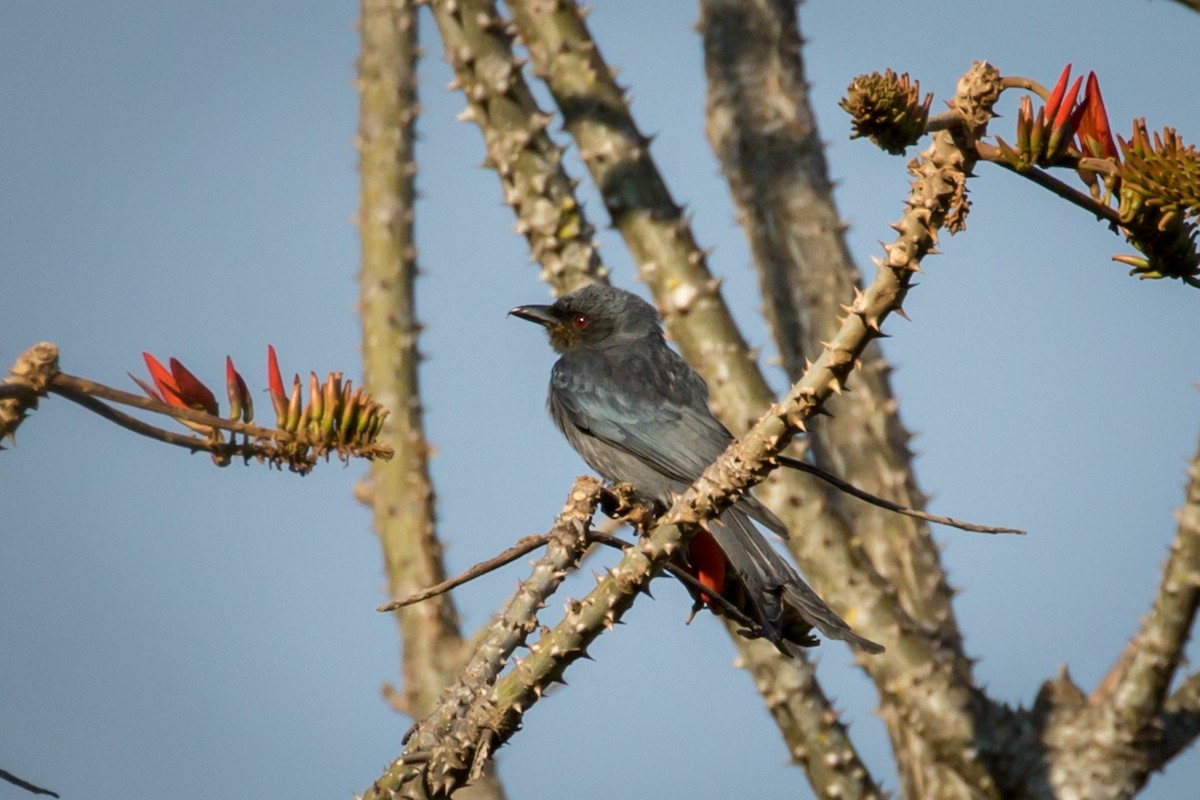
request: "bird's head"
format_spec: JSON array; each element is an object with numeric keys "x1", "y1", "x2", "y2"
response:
[{"x1": 509, "y1": 284, "x2": 662, "y2": 353}]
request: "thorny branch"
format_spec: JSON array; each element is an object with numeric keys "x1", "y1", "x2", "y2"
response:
[
  {"x1": 363, "y1": 478, "x2": 603, "y2": 799},
  {"x1": 425, "y1": 0, "x2": 605, "y2": 296},
  {"x1": 702, "y1": 5, "x2": 1013, "y2": 794},
  {"x1": 356, "y1": 1, "x2": 488, "y2": 761},
  {"x1": 443, "y1": 3, "x2": 1022, "y2": 797},
  {"x1": 1031, "y1": 431, "x2": 1200, "y2": 798},
  {"x1": 841, "y1": 56, "x2": 1200, "y2": 799},
  {"x1": 358, "y1": 61, "x2": 1010, "y2": 800},
  {"x1": 504, "y1": 4, "x2": 889, "y2": 795}
]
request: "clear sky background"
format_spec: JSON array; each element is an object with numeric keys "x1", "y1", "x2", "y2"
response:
[{"x1": 3, "y1": 2, "x2": 1199, "y2": 798}]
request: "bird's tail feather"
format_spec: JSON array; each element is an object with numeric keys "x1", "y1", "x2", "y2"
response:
[{"x1": 705, "y1": 510, "x2": 884, "y2": 654}]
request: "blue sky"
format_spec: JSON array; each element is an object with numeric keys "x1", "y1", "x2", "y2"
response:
[{"x1": 2, "y1": 2, "x2": 1198, "y2": 798}]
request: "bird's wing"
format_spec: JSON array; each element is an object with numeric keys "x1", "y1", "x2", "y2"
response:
[
  {"x1": 550, "y1": 344, "x2": 790, "y2": 538},
  {"x1": 550, "y1": 345, "x2": 731, "y2": 485}
]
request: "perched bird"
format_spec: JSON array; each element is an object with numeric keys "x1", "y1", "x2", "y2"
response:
[{"x1": 511, "y1": 283, "x2": 883, "y2": 655}]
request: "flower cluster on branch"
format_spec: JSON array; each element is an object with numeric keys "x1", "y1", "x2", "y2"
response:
[
  {"x1": 841, "y1": 63, "x2": 1200, "y2": 286},
  {"x1": 840, "y1": 69, "x2": 932, "y2": 155},
  {"x1": 1, "y1": 342, "x2": 392, "y2": 474}
]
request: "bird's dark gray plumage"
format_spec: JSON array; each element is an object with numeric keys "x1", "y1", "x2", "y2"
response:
[{"x1": 511, "y1": 283, "x2": 882, "y2": 654}]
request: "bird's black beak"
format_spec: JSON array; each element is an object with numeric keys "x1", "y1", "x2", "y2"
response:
[{"x1": 508, "y1": 304, "x2": 558, "y2": 328}]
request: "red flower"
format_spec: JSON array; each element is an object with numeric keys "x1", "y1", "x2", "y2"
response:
[
  {"x1": 267, "y1": 344, "x2": 288, "y2": 426},
  {"x1": 1044, "y1": 66, "x2": 1085, "y2": 162},
  {"x1": 1078, "y1": 72, "x2": 1117, "y2": 160},
  {"x1": 1042, "y1": 64, "x2": 1073, "y2": 128},
  {"x1": 137, "y1": 353, "x2": 218, "y2": 416},
  {"x1": 226, "y1": 356, "x2": 253, "y2": 423}
]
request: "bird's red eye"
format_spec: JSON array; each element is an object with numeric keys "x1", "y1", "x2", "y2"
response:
[{"x1": 572, "y1": 314, "x2": 591, "y2": 329}]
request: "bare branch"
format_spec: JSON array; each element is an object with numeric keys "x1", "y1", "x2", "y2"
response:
[
  {"x1": 699, "y1": 0, "x2": 971, "y2": 654},
  {"x1": 0, "y1": 769, "x2": 59, "y2": 798},
  {"x1": 733, "y1": 635, "x2": 887, "y2": 800},
  {"x1": 377, "y1": 535, "x2": 553, "y2": 612},
  {"x1": 699, "y1": 3, "x2": 1012, "y2": 795},
  {"x1": 975, "y1": 143, "x2": 1122, "y2": 224},
  {"x1": 360, "y1": 60, "x2": 1003, "y2": 789}
]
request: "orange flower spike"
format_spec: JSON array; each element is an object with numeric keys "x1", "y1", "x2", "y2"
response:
[
  {"x1": 143, "y1": 352, "x2": 184, "y2": 406},
  {"x1": 367, "y1": 406, "x2": 390, "y2": 443},
  {"x1": 325, "y1": 372, "x2": 343, "y2": 416},
  {"x1": 1079, "y1": 72, "x2": 1117, "y2": 159},
  {"x1": 237, "y1": 368, "x2": 253, "y2": 423},
  {"x1": 1043, "y1": 64, "x2": 1073, "y2": 123},
  {"x1": 1029, "y1": 106, "x2": 1047, "y2": 163},
  {"x1": 226, "y1": 356, "x2": 253, "y2": 424},
  {"x1": 267, "y1": 345, "x2": 288, "y2": 426},
  {"x1": 225, "y1": 357, "x2": 242, "y2": 422},
  {"x1": 308, "y1": 371, "x2": 323, "y2": 424},
  {"x1": 1046, "y1": 74, "x2": 1084, "y2": 160},
  {"x1": 370, "y1": 406, "x2": 388, "y2": 443},
  {"x1": 298, "y1": 400, "x2": 314, "y2": 440},
  {"x1": 286, "y1": 374, "x2": 303, "y2": 432},
  {"x1": 169, "y1": 358, "x2": 219, "y2": 416},
  {"x1": 339, "y1": 387, "x2": 361, "y2": 445},
  {"x1": 354, "y1": 390, "x2": 375, "y2": 438},
  {"x1": 321, "y1": 374, "x2": 341, "y2": 442},
  {"x1": 1016, "y1": 95, "x2": 1033, "y2": 162}
]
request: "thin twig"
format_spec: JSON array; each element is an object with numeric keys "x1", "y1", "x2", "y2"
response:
[
  {"x1": 53, "y1": 389, "x2": 233, "y2": 454},
  {"x1": 51, "y1": 373, "x2": 285, "y2": 440},
  {"x1": 975, "y1": 143, "x2": 1122, "y2": 225},
  {"x1": 779, "y1": 455, "x2": 1024, "y2": 534},
  {"x1": 999, "y1": 75, "x2": 1051, "y2": 98},
  {"x1": 377, "y1": 534, "x2": 553, "y2": 612},
  {"x1": 0, "y1": 769, "x2": 59, "y2": 798}
]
